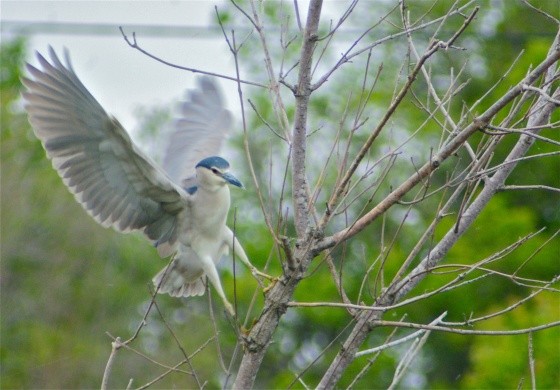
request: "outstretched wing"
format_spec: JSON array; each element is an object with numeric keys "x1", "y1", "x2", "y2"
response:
[
  {"x1": 162, "y1": 76, "x2": 232, "y2": 187},
  {"x1": 22, "y1": 47, "x2": 187, "y2": 256}
]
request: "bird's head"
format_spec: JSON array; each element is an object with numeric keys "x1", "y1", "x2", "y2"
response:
[{"x1": 195, "y1": 156, "x2": 244, "y2": 190}]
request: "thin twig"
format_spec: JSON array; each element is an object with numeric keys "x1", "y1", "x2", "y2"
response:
[
  {"x1": 217, "y1": 9, "x2": 282, "y2": 247},
  {"x1": 356, "y1": 312, "x2": 448, "y2": 357},
  {"x1": 320, "y1": 7, "x2": 480, "y2": 231},
  {"x1": 346, "y1": 316, "x2": 406, "y2": 389},
  {"x1": 153, "y1": 300, "x2": 203, "y2": 388},
  {"x1": 101, "y1": 337, "x2": 122, "y2": 390},
  {"x1": 119, "y1": 26, "x2": 266, "y2": 88},
  {"x1": 501, "y1": 184, "x2": 560, "y2": 193},
  {"x1": 372, "y1": 320, "x2": 560, "y2": 336},
  {"x1": 135, "y1": 336, "x2": 216, "y2": 390},
  {"x1": 528, "y1": 332, "x2": 537, "y2": 390},
  {"x1": 317, "y1": 25, "x2": 560, "y2": 252}
]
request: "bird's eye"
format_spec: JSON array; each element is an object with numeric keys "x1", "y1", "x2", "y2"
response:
[{"x1": 211, "y1": 168, "x2": 220, "y2": 174}]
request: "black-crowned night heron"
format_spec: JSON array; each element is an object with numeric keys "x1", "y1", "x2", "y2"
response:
[{"x1": 22, "y1": 47, "x2": 269, "y2": 315}]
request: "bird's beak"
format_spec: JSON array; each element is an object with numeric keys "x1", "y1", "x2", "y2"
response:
[{"x1": 221, "y1": 172, "x2": 244, "y2": 189}]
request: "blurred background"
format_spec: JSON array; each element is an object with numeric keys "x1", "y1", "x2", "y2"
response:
[{"x1": 1, "y1": 1, "x2": 559, "y2": 389}]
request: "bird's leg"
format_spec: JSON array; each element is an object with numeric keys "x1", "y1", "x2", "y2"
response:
[
  {"x1": 231, "y1": 235, "x2": 274, "y2": 281},
  {"x1": 199, "y1": 255, "x2": 235, "y2": 316}
]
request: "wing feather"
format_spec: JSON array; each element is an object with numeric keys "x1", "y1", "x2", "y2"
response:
[
  {"x1": 162, "y1": 76, "x2": 231, "y2": 184},
  {"x1": 23, "y1": 47, "x2": 189, "y2": 253}
]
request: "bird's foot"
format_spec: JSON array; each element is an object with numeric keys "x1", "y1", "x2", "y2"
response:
[
  {"x1": 251, "y1": 267, "x2": 274, "y2": 281},
  {"x1": 249, "y1": 266, "x2": 278, "y2": 293}
]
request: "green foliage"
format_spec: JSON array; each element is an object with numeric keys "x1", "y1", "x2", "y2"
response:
[
  {"x1": 0, "y1": 36, "x2": 26, "y2": 96},
  {"x1": 220, "y1": 1, "x2": 559, "y2": 388},
  {"x1": 2, "y1": 1, "x2": 559, "y2": 388},
  {"x1": 462, "y1": 294, "x2": 560, "y2": 389},
  {"x1": 0, "y1": 38, "x2": 255, "y2": 389}
]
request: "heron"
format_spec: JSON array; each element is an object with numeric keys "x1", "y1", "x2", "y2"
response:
[{"x1": 22, "y1": 47, "x2": 270, "y2": 315}]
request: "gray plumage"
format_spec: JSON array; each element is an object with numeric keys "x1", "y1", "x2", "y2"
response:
[
  {"x1": 22, "y1": 47, "x2": 268, "y2": 315},
  {"x1": 163, "y1": 78, "x2": 231, "y2": 187}
]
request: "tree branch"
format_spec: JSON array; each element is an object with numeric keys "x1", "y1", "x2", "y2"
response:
[
  {"x1": 233, "y1": 3, "x2": 324, "y2": 386},
  {"x1": 291, "y1": 0, "x2": 323, "y2": 237},
  {"x1": 315, "y1": 29, "x2": 560, "y2": 389},
  {"x1": 119, "y1": 26, "x2": 266, "y2": 88},
  {"x1": 389, "y1": 58, "x2": 559, "y2": 303},
  {"x1": 319, "y1": 7, "x2": 479, "y2": 231},
  {"x1": 316, "y1": 29, "x2": 560, "y2": 253}
]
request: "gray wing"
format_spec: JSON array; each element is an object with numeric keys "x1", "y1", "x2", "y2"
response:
[
  {"x1": 22, "y1": 47, "x2": 188, "y2": 256},
  {"x1": 162, "y1": 76, "x2": 232, "y2": 186}
]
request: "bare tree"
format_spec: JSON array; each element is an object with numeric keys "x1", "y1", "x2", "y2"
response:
[{"x1": 103, "y1": 1, "x2": 559, "y2": 388}]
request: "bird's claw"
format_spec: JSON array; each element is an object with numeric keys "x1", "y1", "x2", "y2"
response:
[
  {"x1": 249, "y1": 267, "x2": 278, "y2": 294},
  {"x1": 251, "y1": 267, "x2": 274, "y2": 281},
  {"x1": 262, "y1": 277, "x2": 279, "y2": 295}
]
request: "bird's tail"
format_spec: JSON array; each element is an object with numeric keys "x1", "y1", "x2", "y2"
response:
[{"x1": 152, "y1": 264, "x2": 206, "y2": 298}]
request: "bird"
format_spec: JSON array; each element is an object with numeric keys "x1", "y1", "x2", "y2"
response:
[{"x1": 22, "y1": 47, "x2": 270, "y2": 315}]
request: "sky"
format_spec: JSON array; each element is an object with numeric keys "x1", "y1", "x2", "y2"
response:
[
  {"x1": 2, "y1": 1, "x2": 348, "y2": 133},
  {"x1": 1, "y1": 1, "x2": 258, "y2": 132}
]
